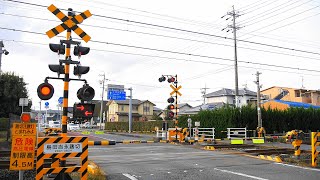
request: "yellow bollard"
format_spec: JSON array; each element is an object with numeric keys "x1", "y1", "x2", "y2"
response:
[{"x1": 292, "y1": 139, "x2": 302, "y2": 158}]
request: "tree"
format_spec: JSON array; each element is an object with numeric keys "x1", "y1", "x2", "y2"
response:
[{"x1": 0, "y1": 72, "x2": 31, "y2": 117}]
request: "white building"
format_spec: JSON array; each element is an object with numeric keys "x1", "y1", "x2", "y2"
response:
[{"x1": 204, "y1": 88, "x2": 257, "y2": 107}]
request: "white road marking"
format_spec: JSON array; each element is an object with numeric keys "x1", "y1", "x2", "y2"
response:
[
  {"x1": 184, "y1": 170, "x2": 187, "y2": 172},
  {"x1": 150, "y1": 174, "x2": 154, "y2": 176},
  {"x1": 274, "y1": 163, "x2": 320, "y2": 172},
  {"x1": 199, "y1": 170, "x2": 203, "y2": 172},
  {"x1": 168, "y1": 172, "x2": 171, "y2": 174},
  {"x1": 214, "y1": 168, "x2": 269, "y2": 180},
  {"x1": 123, "y1": 173, "x2": 138, "y2": 180}
]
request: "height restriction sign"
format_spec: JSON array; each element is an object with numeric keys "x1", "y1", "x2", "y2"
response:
[{"x1": 10, "y1": 123, "x2": 36, "y2": 170}]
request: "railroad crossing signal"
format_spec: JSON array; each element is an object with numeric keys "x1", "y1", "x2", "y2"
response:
[
  {"x1": 170, "y1": 84, "x2": 182, "y2": 96},
  {"x1": 37, "y1": 82, "x2": 54, "y2": 100},
  {"x1": 46, "y1": 4, "x2": 92, "y2": 42},
  {"x1": 73, "y1": 103, "x2": 95, "y2": 118}
]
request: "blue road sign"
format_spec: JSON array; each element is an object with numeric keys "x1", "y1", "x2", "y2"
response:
[
  {"x1": 58, "y1": 97, "x2": 63, "y2": 104},
  {"x1": 108, "y1": 90, "x2": 126, "y2": 100},
  {"x1": 45, "y1": 102, "x2": 49, "y2": 106}
]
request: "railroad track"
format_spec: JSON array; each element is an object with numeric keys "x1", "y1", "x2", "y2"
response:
[
  {"x1": 206, "y1": 144, "x2": 256, "y2": 149},
  {"x1": 242, "y1": 148, "x2": 294, "y2": 155}
]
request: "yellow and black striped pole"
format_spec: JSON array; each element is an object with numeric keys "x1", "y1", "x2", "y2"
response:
[
  {"x1": 174, "y1": 74, "x2": 178, "y2": 142},
  {"x1": 311, "y1": 132, "x2": 320, "y2": 167},
  {"x1": 59, "y1": 7, "x2": 73, "y2": 179}
]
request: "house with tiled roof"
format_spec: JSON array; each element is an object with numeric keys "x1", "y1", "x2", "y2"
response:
[{"x1": 204, "y1": 88, "x2": 257, "y2": 107}]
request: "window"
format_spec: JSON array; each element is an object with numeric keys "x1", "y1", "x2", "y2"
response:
[
  {"x1": 121, "y1": 105, "x2": 124, "y2": 111},
  {"x1": 143, "y1": 106, "x2": 150, "y2": 112},
  {"x1": 133, "y1": 106, "x2": 138, "y2": 111},
  {"x1": 295, "y1": 91, "x2": 300, "y2": 97}
]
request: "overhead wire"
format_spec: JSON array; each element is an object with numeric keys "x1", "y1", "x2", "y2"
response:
[
  {"x1": 1, "y1": 28, "x2": 320, "y2": 75},
  {"x1": 239, "y1": 0, "x2": 304, "y2": 25},
  {"x1": 3, "y1": 0, "x2": 320, "y2": 56},
  {"x1": 240, "y1": 4, "x2": 320, "y2": 39}
]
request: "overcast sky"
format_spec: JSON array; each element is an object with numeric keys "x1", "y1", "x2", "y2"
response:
[{"x1": 1, "y1": 0, "x2": 320, "y2": 110}]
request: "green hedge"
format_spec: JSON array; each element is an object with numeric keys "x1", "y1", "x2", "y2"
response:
[
  {"x1": 105, "y1": 121, "x2": 175, "y2": 132},
  {"x1": 178, "y1": 106, "x2": 320, "y2": 137},
  {"x1": 105, "y1": 106, "x2": 320, "y2": 136}
]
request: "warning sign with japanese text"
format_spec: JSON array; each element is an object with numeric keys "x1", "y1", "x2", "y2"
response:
[
  {"x1": 12, "y1": 123, "x2": 37, "y2": 136},
  {"x1": 10, "y1": 123, "x2": 36, "y2": 170}
]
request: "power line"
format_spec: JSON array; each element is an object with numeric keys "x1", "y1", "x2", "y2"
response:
[
  {"x1": 4, "y1": 38, "x2": 320, "y2": 80},
  {"x1": 239, "y1": 0, "x2": 304, "y2": 25},
  {"x1": 241, "y1": 0, "x2": 281, "y2": 15},
  {"x1": 241, "y1": 4, "x2": 320, "y2": 39},
  {"x1": 3, "y1": 12, "x2": 320, "y2": 61},
  {"x1": 3, "y1": 0, "x2": 320, "y2": 56},
  {"x1": 2, "y1": 30, "x2": 320, "y2": 76}
]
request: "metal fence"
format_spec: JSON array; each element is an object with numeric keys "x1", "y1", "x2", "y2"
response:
[
  {"x1": 227, "y1": 127, "x2": 247, "y2": 139},
  {"x1": 192, "y1": 128, "x2": 215, "y2": 140}
]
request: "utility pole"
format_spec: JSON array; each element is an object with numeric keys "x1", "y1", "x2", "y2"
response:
[
  {"x1": 201, "y1": 86, "x2": 209, "y2": 105},
  {"x1": 0, "y1": 40, "x2": 9, "y2": 73},
  {"x1": 99, "y1": 73, "x2": 107, "y2": 130},
  {"x1": 222, "y1": 5, "x2": 241, "y2": 107},
  {"x1": 128, "y1": 87, "x2": 133, "y2": 133},
  {"x1": 254, "y1": 71, "x2": 263, "y2": 137}
]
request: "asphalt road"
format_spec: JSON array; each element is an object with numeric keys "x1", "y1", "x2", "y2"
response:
[{"x1": 89, "y1": 143, "x2": 320, "y2": 180}]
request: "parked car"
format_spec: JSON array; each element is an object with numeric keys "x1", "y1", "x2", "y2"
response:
[
  {"x1": 81, "y1": 122, "x2": 92, "y2": 128},
  {"x1": 67, "y1": 123, "x2": 80, "y2": 131},
  {"x1": 48, "y1": 121, "x2": 61, "y2": 128}
]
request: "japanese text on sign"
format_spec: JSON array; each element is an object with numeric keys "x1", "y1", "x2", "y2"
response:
[
  {"x1": 10, "y1": 135, "x2": 36, "y2": 170},
  {"x1": 12, "y1": 123, "x2": 37, "y2": 136},
  {"x1": 44, "y1": 143, "x2": 82, "y2": 154}
]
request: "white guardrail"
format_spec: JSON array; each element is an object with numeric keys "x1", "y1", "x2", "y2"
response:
[
  {"x1": 227, "y1": 127, "x2": 247, "y2": 139},
  {"x1": 192, "y1": 128, "x2": 215, "y2": 140},
  {"x1": 156, "y1": 129, "x2": 166, "y2": 138}
]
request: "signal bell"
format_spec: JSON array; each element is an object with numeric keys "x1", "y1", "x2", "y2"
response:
[
  {"x1": 77, "y1": 84, "x2": 95, "y2": 101},
  {"x1": 37, "y1": 82, "x2": 54, "y2": 100}
]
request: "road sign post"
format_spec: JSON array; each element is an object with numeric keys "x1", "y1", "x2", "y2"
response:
[{"x1": 19, "y1": 98, "x2": 28, "y2": 113}]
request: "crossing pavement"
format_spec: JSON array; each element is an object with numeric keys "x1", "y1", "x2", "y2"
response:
[{"x1": 89, "y1": 143, "x2": 320, "y2": 180}]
